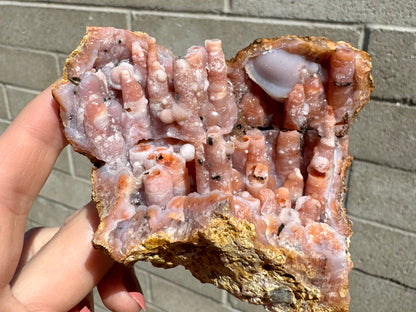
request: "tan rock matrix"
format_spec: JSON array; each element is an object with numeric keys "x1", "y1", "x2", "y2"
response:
[{"x1": 53, "y1": 27, "x2": 374, "y2": 312}]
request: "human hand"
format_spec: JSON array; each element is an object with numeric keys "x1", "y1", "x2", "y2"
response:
[{"x1": 0, "y1": 85, "x2": 146, "y2": 312}]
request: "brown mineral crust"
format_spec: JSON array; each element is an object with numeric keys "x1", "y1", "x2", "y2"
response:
[
  {"x1": 108, "y1": 198, "x2": 342, "y2": 312},
  {"x1": 52, "y1": 27, "x2": 374, "y2": 312}
]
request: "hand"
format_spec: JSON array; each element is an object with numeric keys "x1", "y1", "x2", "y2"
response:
[{"x1": 0, "y1": 85, "x2": 146, "y2": 312}]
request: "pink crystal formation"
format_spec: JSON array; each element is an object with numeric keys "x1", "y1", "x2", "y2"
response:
[{"x1": 53, "y1": 27, "x2": 373, "y2": 312}]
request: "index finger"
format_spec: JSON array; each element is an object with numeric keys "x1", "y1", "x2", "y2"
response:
[{"x1": 0, "y1": 85, "x2": 67, "y2": 287}]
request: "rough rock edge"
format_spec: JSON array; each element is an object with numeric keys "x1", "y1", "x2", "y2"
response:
[{"x1": 114, "y1": 199, "x2": 342, "y2": 312}]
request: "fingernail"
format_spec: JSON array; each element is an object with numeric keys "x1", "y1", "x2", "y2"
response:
[
  {"x1": 79, "y1": 307, "x2": 92, "y2": 312},
  {"x1": 129, "y1": 291, "x2": 146, "y2": 311}
]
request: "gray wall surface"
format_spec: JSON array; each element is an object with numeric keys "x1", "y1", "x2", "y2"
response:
[{"x1": 0, "y1": 1, "x2": 415, "y2": 311}]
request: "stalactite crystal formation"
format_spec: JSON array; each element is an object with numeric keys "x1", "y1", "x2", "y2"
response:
[{"x1": 53, "y1": 27, "x2": 374, "y2": 312}]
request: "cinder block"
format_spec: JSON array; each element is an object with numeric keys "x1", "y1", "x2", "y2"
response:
[
  {"x1": 23, "y1": 0, "x2": 225, "y2": 13},
  {"x1": 72, "y1": 147, "x2": 94, "y2": 180},
  {"x1": 150, "y1": 275, "x2": 231, "y2": 312},
  {"x1": 363, "y1": 0, "x2": 416, "y2": 26},
  {"x1": 136, "y1": 261, "x2": 224, "y2": 302},
  {"x1": 54, "y1": 146, "x2": 72, "y2": 175},
  {"x1": 144, "y1": 303, "x2": 168, "y2": 312},
  {"x1": 5, "y1": 86, "x2": 39, "y2": 120},
  {"x1": 0, "y1": 4, "x2": 129, "y2": 54},
  {"x1": 231, "y1": 0, "x2": 416, "y2": 27},
  {"x1": 347, "y1": 160, "x2": 416, "y2": 232},
  {"x1": 349, "y1": 100, "x2": 416, "y2": 171},
  {"x1": 129, "y1": 0, "x2": 224, "y2": 12},
  {"x1": 0, "y1": 84, "x2": 9, "y2": 119},
  {"x1": 25, "y1": 218, "x2": 41, "y2": 231},
  {"x1": 93, "y1": 304, "x2": 107, "y2": 312},
  {"x1": 229, "y1": 294, "x2": 267, "y2": 311},
  {"x1": 367, "y1": 27, "x2": 416, "y2": 102},
  {"x1": 92, "y1": 287, "x2": 108, "y2": 312},
  {"x1": 0, "y1": 46, "x2": 59, "y2": 90},
  {"x1": 133, "y1": 267, "x2": 152, "y2": 305},
  {"x1": 58, "y1": 54, "x2": 68, "y2": 75},
  {"x1": 349, "y1": 269, "x2": 416, "y2": 312},
  {"x1": 132, "y1": 13, "x2": 362, "y2": 58},
  {"x1": 349, "y1": 216, "x2": 416, "y2": 289},
  {"x1": 231, "y1": 0, "x2": 362, "y2": 23},
  {"x1": 28, "y1": 196, "x2": 75, "y2": 228},
  {"x1": 39, "y1": 169, "x2": 92, "y2": 209}
]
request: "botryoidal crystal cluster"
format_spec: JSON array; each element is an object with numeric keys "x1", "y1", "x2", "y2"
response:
[{"x1": 53, "y1": 27, "x2": 373, "y2": 312}]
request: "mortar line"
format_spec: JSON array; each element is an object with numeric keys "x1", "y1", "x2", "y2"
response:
[
  {"x1": 2, "y1": 83, "x2": 41, "y2": 95},
  {"x1": 36, "y1": 194, "x2": 79, "y2": 211},
  {"x1": 223, "y1": 0, "x2": 231, "y2": 13},
  {"x1": 126, "y1": 9, "x2": 133, "y2": 31},
  {"x1": 361, "y1": 24, "x2": 371, "y2": 52},
  {"x1": 356, "y1": 24, "x2": 366, "y2": 51},
  {"x1": 223, "y1": 10, "x2": 371, "y2": 27},
  {"x1": 350, "y1": 157, "x2": 416, "y2": 175},
  {"x1": 0, "y1": 1, "x2": 131, "y2": 14},
  {"x1": 66, "y1": 145, "x2": 77, "y2": 179},
  {"x1": 0, "y1": 0, "x2": 378, "y2": 28},
  {"x1": 366, "y1": 23, "x2": 416, "y2": 32},
  {"x1": 71, "y1": 173, "x2": 93, "y2": 184},
  {"x1": 0, "y1": 1, "x2": 224, "y2": 16},
  {"x1": 49, "y1": 165, "x2": 92, "y2": 184},
  {"x1": 369, "y1": 96, "x2": 416, "y2": 106},
  {"x1": 25, "y1": 217, "x2": 42, "y2": 227},
  {"x1": 5, "y1": 1, "x2": 416, "y2": 31},
  {"x1": 149, "y1": 274, "x2": 224, "y2": 305},
  {"x1": 49, "y1": 165, "x2": 73, "y2": 177},
  {"x1": 0, "y1": 42, "x2": 60, "y2": 57},
  {"x1": 0, "y1": 1, "x2": 365, "y2": 30},
  {"x1": 353, "y1": 268, "x2": 416, "y2": 291},
  {"x1": 0, "y1": 84, "x2": 12, "y2": 120},
  {"x1": 131, "y1": 9, "x2": 365, "y2": 29},
  {"x1": 348, "y1": 215, "x2": 416, "y2": 237},
  {"x1": 220, "y1": 289, "x2": 229, "y2": 306},
  {"x1": 53, "y1": 53, "x2": 62, "y2": 79},
  {"x1": 0, "y1": 117, "x2": 12, "y2": 124}
]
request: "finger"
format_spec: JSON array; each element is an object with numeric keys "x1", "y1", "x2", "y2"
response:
[
  {"x1": 0, "y1": 286, "x2": 26, "y2": 312},
  {"x1": 11, "y1": 202, "x2": 114, "y2": 312},
  {"x1": 16, "y1": 228, "x2": 95, "y2": 312},
  {"x1": 98, "y1": 263, "x2": 146, "y2": 312},
  {"x1": 68, "y1": 291, "x2": 94, "y2": 312},
  {"x1": 0, "y1": 84, "x2": 66, "y2": 214},
  {"x1": 13, "y1": 227, "x2": 59, "y2": 280},
  {"x1": 0, "y1": 85, "x2": 66, "y2": 287},
  {"x1": 0, "y1": 227, "x2": 58, "y2": 312}
]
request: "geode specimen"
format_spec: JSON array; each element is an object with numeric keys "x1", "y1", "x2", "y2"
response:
[{"x1": 52, "y1": 27, "x2": 374, "y2": 312}]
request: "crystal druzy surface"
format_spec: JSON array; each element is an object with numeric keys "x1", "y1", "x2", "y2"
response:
[{"x1": 53, "y1": 27, "x2": 374, "y2": 312}]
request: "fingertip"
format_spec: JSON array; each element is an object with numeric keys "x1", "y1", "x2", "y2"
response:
[
  {"x1": 98, "y1": 263, "x2": 145, "y2": 312},
  {"x1": 67, "y1": 292, "x2": 94, "y2": 312},
  {"x1": 128, "y1": 291, "x2": 146, "y2": 311}
]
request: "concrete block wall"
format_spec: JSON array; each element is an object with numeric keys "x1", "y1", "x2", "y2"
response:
[{"x1": 0, "y1": 1, "x2": 415, "y2": 311}]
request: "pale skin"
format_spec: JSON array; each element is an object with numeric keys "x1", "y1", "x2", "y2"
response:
[{"x1": 0, "y1": 85, "x2": 146, "y2": 312}]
